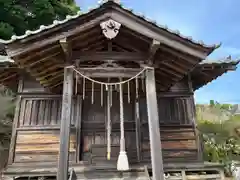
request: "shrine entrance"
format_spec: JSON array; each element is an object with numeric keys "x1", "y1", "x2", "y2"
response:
[
  {"x1": 70, "y1": 62, "x2": 147, "y2": 165},
  {"x1": 80, "y1": 92, "x2": 138, "y2": 164}
]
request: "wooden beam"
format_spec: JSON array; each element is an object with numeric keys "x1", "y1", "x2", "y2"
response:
[
  {"x1": 159, "y1": 45, "x2": 197, "y2": 64},
  {"x1": 8, "y1": 78, "x2": 23, "y2": 164},
  {"x1": 158, "y1": 66, "x2": 182, "y2": 78},
  {"x1": 0, "y1": 73, "x2": 18, "y2": 83},
  {"x1": 75, "y1": 95, "x2": 82, "y2": 162},
  {"x1": 57, "y1": 67, "x2": 73, "y2": 180},
  {"x1": 73, "y1": 52, "x2": 147, "y2": 63},
  {"x1": 27, "y1": 52, "x2": 60, "y2": 68},
  {"x1": 148, "y1": 39, "x2": 160, "y2": 65},
  {"x1": 17, "y1": 45, "x2": 59, "y2": 64},
  {"x1": 75, "y1": 67, "x2": 144, "y2": 78},
  {"x1": 145, "y1": 68, "x2": 164, "y2": 180},
  {"x1": 80, "y1": 40, "x2": 105, "y2": 52},
  {"x1": 6, "y1": 13, "x2": 111, "y2": 57},
  {"x1": 41, "y1": 72, "x2": 63, "y2": 85},
  {"x1": 134, "y1": 95, "x2": 141, "y2": 162},
  {"x1": 114, "y1": 36, "x2": 144, "y2": 52},
  {"x1": 111, "y1": 11, "x2": 209, "y2": 59},
  {"x1": 59, "y1": 38, "x2": 72, "y2": 62},
  {"x1": 155, "y1": 70, "x2": 178, "y2": 82},
  {"x1": 32, "y1": 65, "x2": 60, "y2": 77},
  {"x1": 48, "y1": 79, "x2": 63, "y2": 89},
  {"x1": 73, "y1": 35, "x2": 104, "y2": 50},
  {"x1": 160, "y1": 61, "x2": 186, "y2": 74},
  {"x1": 37, "y1": 69, "x2": 63, "y2": 81}
]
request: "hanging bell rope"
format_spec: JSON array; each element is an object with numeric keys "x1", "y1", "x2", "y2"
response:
[
  {"x1": 117, "y1": 82, "x2": 129, "y2": 171},
  {"x1": 107, "y1": 86, "x2": 111, "y2": 160},
  {"x1": 67, "y1": 65, "x2": 151, "y2": 170}
]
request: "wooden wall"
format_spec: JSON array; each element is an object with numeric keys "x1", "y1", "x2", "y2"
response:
[
  {"x1": 9, "y1": 76, "x2": 200, "y2": 165},
  {"x1": 15, "y1": 130, "x2": 76, "y2": 163},
  {"x1": 12, "y1": 91, "x2": 81, "y2": 163},
  {"x1": 138, "y1": 95, "x2": 199, "y2": 163},
  {"x1": 81, "y1": 92, "x2": 138, "y2": 163}
]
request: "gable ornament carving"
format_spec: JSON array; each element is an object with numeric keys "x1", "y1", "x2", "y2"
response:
[{"x1": 100, "y1": 19, "x2": 121, "y2": 39}]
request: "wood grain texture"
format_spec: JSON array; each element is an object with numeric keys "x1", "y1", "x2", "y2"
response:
[
  {"x1": 141, "y1": 126, "x2": 198, "y2": 162},
  {"x1": 18, "y1": 96, "x2": 80, "y2": 127},
  {"x1": 14, "y1": 130, "x2": 76, "y2": 163}
]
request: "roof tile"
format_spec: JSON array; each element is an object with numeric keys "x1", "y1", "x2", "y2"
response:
[{"x1": 0, "y1": 1, "x2": 219, "y2": 50}]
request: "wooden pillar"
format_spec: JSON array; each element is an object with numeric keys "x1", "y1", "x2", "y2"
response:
[
  {"x1": 8, "y1": 78, "x2": 23, "y2": 164},
  {"x1": 145, "y1": 68, "x2": 164, "y2": 180},
  {"x1": 134, "y1": 91, "x2": 141, "y2": 162},
  {"x1": 57, "y1": 67, "x2": 73, "y2": 180},
  {"x1": 188, "y1": 74, "x2": 203, "y2": 161}
]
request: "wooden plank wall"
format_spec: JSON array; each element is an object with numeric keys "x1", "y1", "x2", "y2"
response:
[
  {"x1": 13, "y1": 94, "x2": 81, "y2": 163},
  {"x1": 141, "y1": 126, "x2": 198, "y2": 162},
  {"x1": 15, "y1": 130, "x2": 76, "y2": 163},
  {"x1": 81, "y1": 93, "x2": 138, "y2": 163},
  {"x1": 18, "y1": 97, "x2": 77, "y2": 127},
  {"x1": 139, "y1": 95, "x2": 198, "y2": 162}
]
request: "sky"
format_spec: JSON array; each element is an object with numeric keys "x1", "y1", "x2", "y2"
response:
[{"x1": 76, "y1": 0, "x2": 240, "y2": 104}]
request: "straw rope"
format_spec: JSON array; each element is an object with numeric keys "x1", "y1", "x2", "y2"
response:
[{"x1": 67, "y1": 65, "x2": 152, "y2": 86}]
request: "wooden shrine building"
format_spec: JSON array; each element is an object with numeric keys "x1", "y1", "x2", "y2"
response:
[{"x1": 0, "y1": 1, "x2": 239, "y2": 180}]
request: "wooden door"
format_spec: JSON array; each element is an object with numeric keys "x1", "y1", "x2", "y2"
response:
[{"x1": 80, "y1": 92, "x2": 138, "y2": 164}]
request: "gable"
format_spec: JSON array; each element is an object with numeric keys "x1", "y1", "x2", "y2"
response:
[{"x1": 0, "y1": 1, "x2": 226, "y2": 93}]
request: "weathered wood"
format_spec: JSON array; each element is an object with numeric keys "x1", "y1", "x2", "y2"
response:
[
  {"x1": 75, "y1": 95, "x2": 82, "y2": 162},
  {"x1": 111, "y1": 11, "x2": 209, "y2": 59},
  {"x1": 190, "y1": 94, "x2": 203, "y2": 161},
  {"x1": 159, "y1": 45, "x2": 198, "y2": 64},
  {"x1": 8, "y1": 78, "x2": 23, "y2": 164},
  {"x1": 57, "y1": 67, "x2": 73, "y2": 180},
  {"x1": 134, "y1": 96, "x2": 141, "y2": 162},
  {"x1": 148, "y1": 39, "x2": 160, "y2": 64},
  {"x1": 145, "y1": 68, "x2": 164, "y2": 180},
  {"x1": 74, "y1": 67, "x2": 144, "y2": 78},
  {"x1": 157, "y1": 92, "x2": 193, "y2": 97},
  {"x1": 6, "y1": 13, "x2": 111, "y2": 57},
  {"x1": 160, "y1": 60, "x2": 187, "y2": 74},
  {"x1": 14, "y1": 130, "x2": 76, "y2": 163},
  {"x1": 59, "y1": 37, "x2": 72, "y2": 62},
  {"x1": 74, "y1": 52, "x2": 147, "y2": 63},
  {"x1": 8, "y1": 97, "x2": 22, "y2": 163}
]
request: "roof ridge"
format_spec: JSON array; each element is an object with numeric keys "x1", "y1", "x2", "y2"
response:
[
  {"x1": 200, "y1": 56, "x2": 240, "y2": 64},
  {"x1": 0, "y1": 0, "x2": 220, "y2": 50}
]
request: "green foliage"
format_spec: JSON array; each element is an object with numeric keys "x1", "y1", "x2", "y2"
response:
[
  {"x1": 0, "y1": 86, "x2": 15, "y2": 149},
  {"x1": 197, "y1": 103, "x2": 240, "y2": 177},
  {"x1": 0, "y1": 0, "x2": 80, "y2": 40},
  {"x1": 210, "y1": 100, "x2": 215, "y2": 107}
]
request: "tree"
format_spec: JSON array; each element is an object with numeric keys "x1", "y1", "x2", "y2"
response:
[
  {"x1": 0, "y1": 0, "x2": 80, "y2": 40},
  {"x1": 197, "y1": 104, "x2": 240, "y2": 177}
]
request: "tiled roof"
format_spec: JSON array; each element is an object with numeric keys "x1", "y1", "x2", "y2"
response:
[
  {"x1": 0, "y1": 1, "x2": 220, "y2": 50},
  {"x1": 200, "y1": 56, "x2": 240, "y2": 65},
  {"x1": 0, "y1": 55, "x2": 14, "y2": 63}
]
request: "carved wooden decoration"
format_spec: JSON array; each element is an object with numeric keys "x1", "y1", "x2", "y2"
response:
[{"x1": 100, "y1": 19, "x2": 121, "y2": 39}]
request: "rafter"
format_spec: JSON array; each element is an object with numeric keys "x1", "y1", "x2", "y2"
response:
[
  {"x1": 40, "y1": 72, "x2": 63, "y2": 85},
  {"x1": 37, "y1": 69, "x2": 63, "y2": 82},
  {"x1": 17, "y1": 44, "x2": 59, "y2": 64},
  {"x1": 159, "y1": 60, "x2": 186, "y2": 74},
  {"x1": 0, "y1": 73, "x2": 17, "y2": 83},
  {"x1": 27, "y1": 52, "x2": 61, "y2": 68},
  {"x1": 148, "y1": 39, "x2": 160, "y2": 65},
  {"x1": 157, "y1": 66, "x2": 182, "y2": 78},
  {"x1": 159, "y1": 45, "x2": 198, "y2": 64},
  {"x1": 59, "y1": 37, "x2": 72, "y2": 62}
]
